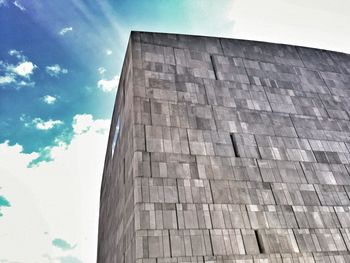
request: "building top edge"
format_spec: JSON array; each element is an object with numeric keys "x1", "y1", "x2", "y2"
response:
[{"x1": 130, "y1": 30, "x2": 350, "y2": 56}]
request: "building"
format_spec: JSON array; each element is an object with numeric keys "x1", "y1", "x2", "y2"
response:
[{"x1": 97, "y1": 31, "x2": 350, "y2": 262}]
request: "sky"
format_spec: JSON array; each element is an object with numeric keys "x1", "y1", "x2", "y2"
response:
[{"x1": 0, "y1": 0, "x2": 349, "y2": 262}]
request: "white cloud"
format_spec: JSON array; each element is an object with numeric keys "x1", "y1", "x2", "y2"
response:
[
  {"x1": 12, "y1": 61, "x2": 37, "y2": 78},
  {"x1": 97, "y1": 74, "x2": 119, "y2": 92},
  {"x1": 98, "y1": 67, "x2": 106, "y2": 75},
  {"x1": 105, "y1": 49, "x2": 112, "y2": 55},
  {"x1": 0, "y1": 114, "x2": 110, "y2": 262},
  {"x1": 72, "y1": 114, "x2": 94, "y2": 134},
  {"x1": 226, "y1": 0, "x2": 350, "y2": 53},
  {"x1": 46, "y1": 64, "x2": 68, "y2": 77},
  {"x1": 0, "y1": 75, "x2": 15, "y2": 85},
  {"x1": 72, "y1": 114, "x2": 109, "y2": 135},
  {"x1": 32, "y1": 118, "x2": 64, "y2": 130},
  {"x1": 0, "y1": 54, "x2": 36, "y2": 87},
  {"x1": 13, "y1": 0, "x2": 25, "y2": 11},
  {"x1": 59, "y1": 27, "x2": 73, "y2": 36},
  {"x1": 0, "y1": 141, "x2": 39, "y2": 165},
  {"x1": 42, "y1": 95, "x2": 57, "y2": 105}
]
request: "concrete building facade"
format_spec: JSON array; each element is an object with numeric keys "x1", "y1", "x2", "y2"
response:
[{"x1": 98, "y1": 31, "x2": 350, "y2": 262}]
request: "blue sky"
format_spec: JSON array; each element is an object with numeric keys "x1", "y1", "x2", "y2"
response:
[
  {"x1": 0, "y1": 0, "x2": 349, "y2": 262},
  {"x1": 0, "y1": 0, "x2": 126, "y2": 157}
]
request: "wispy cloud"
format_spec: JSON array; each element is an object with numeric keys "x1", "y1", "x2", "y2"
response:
[
  {"x1": 8, "y1": 49, "x2": 25, "y2": 60},
  {"x1": 42, "y1": 95, "x2": 57, "y2": 105},
  {"x1": 0, "y1": 77, "x2": 34, "y2": 88},
  {"x1": 52, "y1": 238, "x2": 77, "y2": 251},
  {"x1": 32, "y1": 118, "x2": 64, "y2": 130},
  {"x1": 0, "y1": 0, "x2": 7, "y2": 7},
  {"x1": 0, "y1": 75, "x2": 15, "y2": 85},
  {"x1": 97, "y1": 74, "x2": 119, "y2": 92},
  {"x1": 13, "y1": 0, "x2": 25, "y2": 11},
  {"x1": 46, "y1": 64, "x2": 68, "y2": 77},
  {"x1": 98, "y1": 67, "x2": 106, "y2": 75},
  {"x1": 59, "y1": 27, "x2": 73, "y2": 36}
]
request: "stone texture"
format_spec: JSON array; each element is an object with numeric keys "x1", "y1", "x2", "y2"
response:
[{"x1": 98, "y1": 32, "x2": 350, "y2": 262}]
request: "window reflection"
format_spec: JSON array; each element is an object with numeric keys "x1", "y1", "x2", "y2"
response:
[{"x1": 111, "y1": 117, "x2": 120, "y2": 157}]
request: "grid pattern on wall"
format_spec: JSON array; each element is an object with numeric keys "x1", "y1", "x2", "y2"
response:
[{"x1": 98, "y1": 32, "x2": 350, "y2": 263}]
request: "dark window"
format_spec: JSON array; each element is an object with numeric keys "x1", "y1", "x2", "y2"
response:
[{"x1": 230, "y1": 134, "x2": 240, "y2": 157}]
